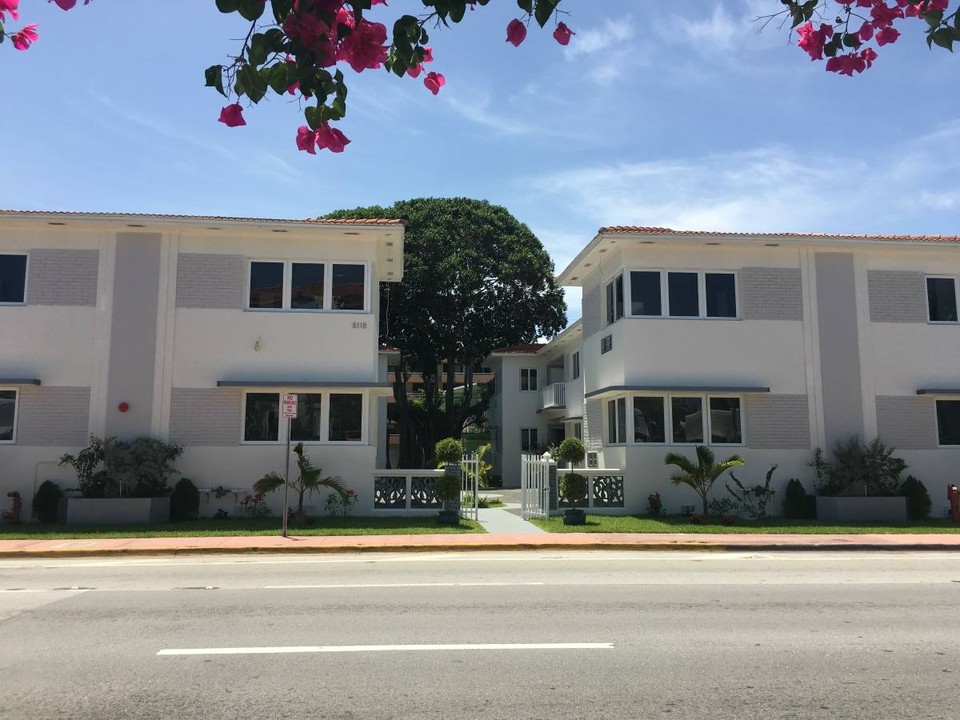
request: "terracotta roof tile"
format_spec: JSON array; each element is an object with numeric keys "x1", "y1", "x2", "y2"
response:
[
  {"x1": 598, "y1": 226, "x2": 960, "y2": 244},
  {"x1": 491, "y1": 343, "x2": 546, "y2": 355},
  {"x1": 0, "y1": 209, "x2": 402, "y2": 226}
]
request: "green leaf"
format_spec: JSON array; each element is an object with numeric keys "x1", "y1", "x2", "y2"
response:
[
  {"x1": 204, "y1": 64, "x2": 227, "y2": 97},
  {"x1": 449, "y1": 1, "x2": 466, "y2": 23},
  {"x1": 215, "y1": 0, "x2": 240, "y2": 13},
  {"x1": 305, "y1": 105, "x2": 321, "y2": 130},
  {"x1": 248, "y1": 33, "x2": 269, "y2": 66},
  {"x1": 922, "y1": 9, "x2": 944, "y2": 28},
  {"x1": 271, "y1": 0, "x2": 293, "y2": 23},
  {"x1": 238, "y1": 64, "x2": 267, "y2": 103},
  {"x1": 931, "y1": 27, "x2": 954, "y2": 50},
  {"x1": 237, "y1": 0, "x2": 266, "y2": 22},
  {"x1": 516, "y1": 0, "x2": 533, "y2": 14},
  {"x1": 266, "y1": 62, "x2": 289, "y2": 95},
  {"x1": 841, "y1": 32, "x2": 860, "y2": 48},
  {"x1": 533, "y1": 0, "x2": 559, "y2": 27}
]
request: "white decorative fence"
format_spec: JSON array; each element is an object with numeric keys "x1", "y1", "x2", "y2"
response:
[
  {"x1": 520, "y1": 452, "x2": 553, "y2": 520},
  {"x1": 373, "y1": 452, "x2": 480, "y2": 520}
]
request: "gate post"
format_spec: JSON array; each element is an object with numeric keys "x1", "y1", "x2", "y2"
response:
[{"x1": 542, "y1": 451, "x2": 558, "y2": 515}]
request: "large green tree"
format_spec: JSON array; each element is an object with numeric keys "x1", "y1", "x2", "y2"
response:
[{"x1": 326, "y1": 198, "x2": 566, "y2": 467}]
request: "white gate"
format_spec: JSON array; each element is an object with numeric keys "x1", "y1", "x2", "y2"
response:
[
  {"x1": 460, "y1": 452, "x2": 479, "y2": 521},
  {"x1": 520, "y1": 452, "x2": 553, "y2": 520}
]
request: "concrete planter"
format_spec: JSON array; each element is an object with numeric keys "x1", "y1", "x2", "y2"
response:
[
  {"x1": 815, "y1": 496, "x2": 907, "y2": 523},
  {"x1": 57, "y1": 497, "x2": 171, "y2": 525}
]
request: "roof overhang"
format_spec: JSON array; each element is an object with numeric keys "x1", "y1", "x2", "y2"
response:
[
  {"x1": 0, "y1": 378, "x2": 41, "y2": 386},
  {"x1": 917, "y1": 388, "x2": 960, "y2": 396},
  {"x1": 217, "y1": 380, "x2": 393, "y2": 395},
  {"x1": 585, "y1": 384, "x2": 770, "y2": 400}
]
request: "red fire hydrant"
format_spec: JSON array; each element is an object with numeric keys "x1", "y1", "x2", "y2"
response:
[{"x1": 948, "y1": 485, "x2": 960, "y2": 525}]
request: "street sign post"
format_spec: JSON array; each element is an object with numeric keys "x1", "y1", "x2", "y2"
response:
[{"x1": 281, "y1": 394, "x2": 298, "y2": 537}]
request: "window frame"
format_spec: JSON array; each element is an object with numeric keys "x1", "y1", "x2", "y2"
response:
[
  {"x1": 626, "y1": 269, "x2": 739, "y2": 320},
  {"x1": 520, "y1": 427, "x2": 540, "y2": 453},
  {"x1": 605, "y1": 273, "x2": 624, "y2": 326},
  {"x1": 0, "y1": 388, "x2": 18, "y2": 444},
  {"x1": 246, "y1": 259, "x2": 369, "y2": 313},
  {"x1": 0, "y1": 253, "x2": 28, "y2": 306},
  {"x1": 240, "y1": 390, "x2": 367, "y2": 445},
  {"x1": 607, "y1": 396, "x2": 627, "y2": 445},
  {"x1": 935, "y1": 399, "x2": 960, "y2": 447},
  {"x1": 520, "y1": 368, "x2": 539, "y2": 392},
  {"x1": 926, "y1": 275, "x2": 959, "y2": 324},
  {"x1": 604, "y1": 392, "x2": 745, "y2": 448},
  {"x1": 571, "y1": 351, "x2": 580, "y2": 380}
]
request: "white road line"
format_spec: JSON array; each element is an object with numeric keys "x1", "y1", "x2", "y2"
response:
[
  {"x1": 158, "y1": 642, "x2": 615, "y2": 656},
  {"x1": 262, "y1": 581, "x2": 546, "y2": 589}
]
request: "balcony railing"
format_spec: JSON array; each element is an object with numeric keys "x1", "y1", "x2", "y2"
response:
[{"x1": 539, "y1": 382, "x2": 566, "y2": 410}]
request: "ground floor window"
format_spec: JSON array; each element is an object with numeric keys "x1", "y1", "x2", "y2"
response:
[
  {"x1": 521, "y1": 427, "x2": 540, "y2": 452},
  {"x1": 936, "y1": 400, "x2": 960, "y2": 446},
  {"x1": 243, "y1": 391, "x2": 364, "y2": 443},
  {"x1": 609, "y1": 393, "x2": 743, "y2": 447},
  {"x1": 0, "y1": 389, "x2": 17, "y2": 442}
]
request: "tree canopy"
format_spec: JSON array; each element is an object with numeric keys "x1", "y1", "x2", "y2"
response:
[{"x1": 326, "y1": 197, "x2": 567, "y2": 467}]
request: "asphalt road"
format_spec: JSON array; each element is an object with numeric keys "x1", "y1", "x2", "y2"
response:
[{"x1": 1, "y1": 551, "x2": 959, "y2": 720}]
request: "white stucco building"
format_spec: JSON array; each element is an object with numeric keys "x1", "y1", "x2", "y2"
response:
[
  {"x1": 0, "y1": 210, "x2": 403, "y2": 517},
  {"x1": 489, "y1": 226, "x2": 960, "y2": 516}
]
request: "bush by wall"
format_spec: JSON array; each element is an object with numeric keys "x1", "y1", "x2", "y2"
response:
[
  {"x1": 169, "y1": 478, "x2": 200, "y2": 521},
  {"x1": 32, "y1": 480, "x2": 62, "y2": 523},
  {"x1": 899, "y1": 475, "x2": 932, "y2": 520}
]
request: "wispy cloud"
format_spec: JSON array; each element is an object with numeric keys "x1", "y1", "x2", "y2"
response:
[{"x1": 563, "y1": 16, "x2": 635, "y2": 58}]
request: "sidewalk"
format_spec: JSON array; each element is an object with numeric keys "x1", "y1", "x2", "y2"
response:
[{"x1": 2, "y1": 530, "x2": 960, "y2": 559}]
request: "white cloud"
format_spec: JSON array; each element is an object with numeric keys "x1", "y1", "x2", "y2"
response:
[
  {"x1": 668, "y1": 5, "x2": 740, "y2": 52},
  {"x1": 563, "y1": 16, "x2": 635, "y2": 58}
]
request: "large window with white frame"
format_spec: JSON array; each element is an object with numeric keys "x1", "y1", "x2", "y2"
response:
[
  {"x1": 248, "y1": 260, "x2": 366, "y2": 311},
  {"x1": 628, "y1": 270, "x2": 737, "y2": 319},
  {"x1": 609, "y1": 393, "x2": 743, "y2": 446},
  {"x1": 243, "y1": 391, "x2": 364, "y2": 443},
  {"x1": 520, "y1": 427, "x2": 540, "y2": 452},
  {"x1": 0, "y1": 389, "x2": 17, "y2": 442},
  {"x1": 520, "y1": 368, "x2": 538, "y2": 392},
  {"x1": 927, "y1": 277, "x2": 959, "y2": 323},
  {"x1": 0, "y1": 254, "x2": 27, "y2": 305},
  {"x1": 936, "y1": 400, "x2": 960, "y2": 446}
]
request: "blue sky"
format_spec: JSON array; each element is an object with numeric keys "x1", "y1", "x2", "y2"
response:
[{"x1": 4, "y1": 1, "x2": 959, "y2": 321}]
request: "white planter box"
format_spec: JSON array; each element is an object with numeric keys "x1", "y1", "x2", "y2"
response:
[
  {"x1": 57, "y1": 497, "x2": 170, "y2": 525},
  {"x1": 815, "y1": 496, "x2": 907, "y2": 523}
]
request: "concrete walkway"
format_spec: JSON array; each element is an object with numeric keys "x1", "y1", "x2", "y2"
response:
[{"x1": 1, "y1": 531, "x2": 959, "y2": 559}]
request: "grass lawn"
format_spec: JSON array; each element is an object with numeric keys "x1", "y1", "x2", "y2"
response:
[
  {"x1": 0, "y1": 516, "x2": 485, "y2": 540},
  {"x1": 531, "y1": 514, "x2": 960, "y2": 534}
]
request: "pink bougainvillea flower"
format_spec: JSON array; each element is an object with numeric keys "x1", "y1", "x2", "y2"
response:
[
  {"x1": 296, "y1": 125, "x2": 317, "y2": 154},
  {"x1": 796, "y1": 21, "x2": 833, "y2": 61},
  {"x1": 337, "y1": 18, "x2": 388, "y2": 72},
  {"x1": 11, "y1": 23, "x2": 38, "y2": 51},
  {"x1": 506, "y1": 18, "x2": 527, "y2": 47},
  {"x1": 218, "y1": 103, "x2": 246, "y2": 127},
  {"x1": 407, "y1": 64, "x2": 423, "y2": 78},
  {"x1": 0, "y1": 0, "x2": 19, "y2": 22},
  {"x1": 553, "y1": 22, "x2": 574, "y2": 46},
  {"x1": 423, "y1": 71, "x2": 445, "y2": 95},
  {"x1": 49, "y1": 0, "x2": 78, "y2": 9},
  {"x1": 876, "y1": 26, "x2": 901, "y2": 45},
  {"x1": 314, "y1": 123, "x2": 350, "y2": 153},
  {"x1": 858, "y1": 21, "x2": 874, "y2": 42}
]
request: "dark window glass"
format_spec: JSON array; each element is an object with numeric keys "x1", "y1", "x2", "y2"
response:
[
  {"x1": 668, "y1": 272, "x2": 699, "y2": 317},
  {"x1": 927, "y1": 278, "x2": 957, "y2": 322},
  {"x1": 521, "y1": 428, "x2": 539, "y2": 452},
  {"x1": 244, "y1": 393, "x2": 279, "y2": 442},
  {"x1": 709, "y1": 397, "x2": 742, "y2": 443},
  {"x1": 630, "y1": 271, "x2": 662, "y2": 316},
  {"x1": 290, "y1": 394, "x2": 322, "y2": 442},
  {"x1": 633, "y1": 397, "x2": 665, "y2": 443},
  {"x1": 607, "y1": 400, "x2": 617, "y2": 443},
  {"x1": 614, "y1": 274, "x2": 624, "y2": 320},
  {"x1": 0, "y1": 255, "x2": 27, "y2": 304},
  {"x1": 672, "y1": 396, "x2": 703, "y2": 443},
  {"x1": 291, "y1": 263, "x2": 325, "y2": 309},
  {"x1": 0, "y1": 390, "x2": 16, "y2": 441},
  {"x1": 249, "y1": 262, "x2": 284, "y2": 309},
  {"x1": 329, "y1": 393, "x2": 362, "y2": 441},
  {"x1": 332, "y1": 264, "x2": 365, "y2": 310},
  {"x1": 600, "y1": 335, "x2": 613, "y2": 354},
  {"x1": 705, "y1": 273, "x2": 737, "y2": 318},
  {"x1": 572, "y1": 352, "x2": 580, "y2": 380},
  {"x1": 616, "y1": 397, "x2": 627, "y2": 444},
  {"x1": 937, "y1": 400, "x2": 960, "y2": 445}
]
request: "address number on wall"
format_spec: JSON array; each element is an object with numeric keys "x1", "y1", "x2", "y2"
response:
[{"x1": 352, "y1": 321, "x2": 368, "y2": 330}]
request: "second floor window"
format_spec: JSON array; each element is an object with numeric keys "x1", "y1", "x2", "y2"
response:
[
  {"x1": 520, "y1": 368, "x2": 538, "y2": 392},
  {"x1": 927, "y1": 277, "x2": 959, "y2": 322},
  {"x1": 606, "y1": 273, "x2": 624, "y2": 325},
  {"x1": 0, "y1": 254, "x2": 27, "y2": 305},
  {"x1": 248, "y1": 261, "x2": 366, "y2": 311},
  {"x1": 630, "y1": 270, "x2": 737, "y2": 319},
  {"x1": 571, "y1": 352, "x2": 580, "y2": 380}
]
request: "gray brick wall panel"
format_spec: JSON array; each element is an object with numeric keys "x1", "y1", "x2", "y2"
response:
[
  {"x1": 745, "y1": 394, "x2": 811, "y2": 449},
  {"x1": 582, "y1": 286, "x2": 601, "y2": 337},
  {"x1": 876, "y1": 395, "x2": 936, "y2": 449},
  {"x1": 16, "y1": 387, "x2": 91, "y2": 446},
  {"x1": 169, "y1": 388, "x2": 242, "y2": 446},
  {"x1": 176, "y1": 253, "x2": 245, "y2": 309},
  {"x1": 740, "y1": 267, "x2": 803, "y2": 321},
  {"x1": 868, "y1": 271, "x2": 926, "y2": 323},
  {"x1": 26, "y1": 249, "x2": 99, "y2": 306},
  {"x1": 583, "y1": 398, "x2": 604, "y2": 451}
]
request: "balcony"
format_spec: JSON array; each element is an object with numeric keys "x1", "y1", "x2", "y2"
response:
[{"x1": 539, "y1": 382, "x2": 566, "y2": 411}]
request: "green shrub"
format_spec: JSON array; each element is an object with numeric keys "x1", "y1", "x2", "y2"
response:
[
  {"x1": 899, "y1": 475, "x2": 932, "y2": 520},
  {"x1": 32, "y1": 480, "x2": 62, "y2": 523},
  {"x1": 555, "y1": 437, "x2": 586, "y2": 467},
  {"x1": 782, "y1": 478, "x2": 813, "y2": 519},
  {"x1": 435, "y1": 473, "x2": 461, "y2": 502},
  {"x1": 434, "y1": 438, "x2": 463, "y2": 465},
  {"x1": 813, "y1": 437, "x2": 906, "y2": 497},
  {"x1": 559, "y1": 472, "x2": 588, "y2": 507},
  {"x1": 169, "y1": 478, "x2": 200, "y2": 522},
  {"x1": 646, "y1": 492, "x2": 663, "y2": 517},
  {"x1": 59, "y1": 435, "x2": 183, "y2": 498}
]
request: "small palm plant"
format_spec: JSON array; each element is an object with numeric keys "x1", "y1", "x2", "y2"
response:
[
  {"x1": 665, "y1": 445, "x2": 745, "y2": 518},
  {"x1": 254, "y1": 442, "x2": 348, "y2": 521}
]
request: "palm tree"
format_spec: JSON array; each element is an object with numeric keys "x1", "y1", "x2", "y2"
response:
[
  {"x1": 665, "y1": 445, "x2": 745, "y2": 517},
  {"x1": 254, "y1": 442, "x2": 348, "y2": 521}
]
